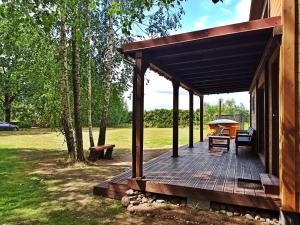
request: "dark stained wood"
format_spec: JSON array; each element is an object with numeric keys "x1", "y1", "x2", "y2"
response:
[
  {"x1": 121, "y1": 17, "x2": 281, "y2": 53},
  {"x1": 172, "y1": 59, "x2": 259, "y2": 73},
  {"x1": 189, "y1": 91, "x2": 194, "y2": 148},
  {"x1": 120, "y1": 17, "x2": 281, "y2": 95},
  {"x1": 172, "y1": 81, "x2": 179, "y2": 157},
  {"x1": 249, "y1": 33, "x2": 282, "y2": 91},
  {"x1": 95, "y1": 142, "x2": 280, "y2": 210},
  {"x1": 200, "y1": 96, "x2": 204, "y2": 142},
  {"x1": 149, "y1": 63, "x2": 202, "y2": 96},
  {"x1": 152, "y1": 40, "x2": 266, "y2": 61},
  {"x1": 178, "y1": 66, "x2": 256, "y2": 77},
  {"x1": 132, "y1": 51, "x2": 148, "y2": 178}
]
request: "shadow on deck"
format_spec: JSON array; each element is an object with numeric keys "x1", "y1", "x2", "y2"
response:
[{"x1": 94, "y1": 141, "x2": 280, "y2": 210}]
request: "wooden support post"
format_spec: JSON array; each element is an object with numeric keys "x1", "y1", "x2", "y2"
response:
[
  {"x1": 189, "y1": 91, "x2": 194, "y2": 148},
  {"x1": 200, "y1": 95, "x2": 204, "y2": 142},
  {"x1": 132, "y1": 51, "x2": 148, "y2": 179},
  {"x1": 172, "y1": 81, "x2": 179, "y2": 157},
  {"x1": 279, "y1": 0, "x2": 297, "y2": 212}
]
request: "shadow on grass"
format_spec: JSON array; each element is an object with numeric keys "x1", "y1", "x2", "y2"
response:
[{"x1": 0, "y1": 146, "x2": 169, "y2": 225}]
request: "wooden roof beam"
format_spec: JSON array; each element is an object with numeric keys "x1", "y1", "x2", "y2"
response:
[
  {"x1": 121, "y1": 17, "x2": 281, "y2": 53},
  {"x1": 181, "y1": 72, "x2": 252, "y2": 81},
  {"x1": 169, "y1": 59, "x2": 259, "y2": 72},
  {"x1": 162, "y1": 51, "x2": 262, "y2": 67},
  {"x1": 149, "y1": 63, "x2": 202, "y2": 97},
  {"x1": 150, "y1": 41, "x2": 266, "y2": 60},
  {"x1": 177, "y1": 66, "x2": 256, "y2": 77}
]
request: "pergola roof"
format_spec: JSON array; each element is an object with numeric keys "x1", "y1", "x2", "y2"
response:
[{"x1": 120, "y1": 16, "x2": 281, "y2": 95}]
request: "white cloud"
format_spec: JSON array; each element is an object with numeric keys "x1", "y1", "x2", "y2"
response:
[
  {"x1": 194, "y1": 16, "x2": 208, "y2": 30},
  {"x1": 221, "y1": 8, "x2": 231, "y2": 14},
  {"x1": 218, "y1": 0, "x2": 251, "y2": 26},
  {"x1": 125, "y1": 70, "x2": 250, "y2": 111}
]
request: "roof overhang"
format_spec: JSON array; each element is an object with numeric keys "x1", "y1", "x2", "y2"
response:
[{"x1": 120, "y1": 16, "x2": 282, "y2": 96}]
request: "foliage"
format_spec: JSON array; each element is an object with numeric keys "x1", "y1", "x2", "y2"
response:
[{"x1": 137, "y1": 99, "x2": 250, "y2": 128}]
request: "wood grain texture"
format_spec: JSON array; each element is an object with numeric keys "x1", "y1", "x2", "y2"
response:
[
  {"x1": 94, "y1": 141, "x2": 280, "y2": 210},
  {"x1": 280, "y1": 0, "x2": 297, "y2": 212}
]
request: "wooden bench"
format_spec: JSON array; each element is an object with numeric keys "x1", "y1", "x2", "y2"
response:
[
  {"x1": 88, "y1": 144, "x2": 115, "y2": 161},
  {"x1": 208, "y1": 135, "x2": 230, "y2": 152}
]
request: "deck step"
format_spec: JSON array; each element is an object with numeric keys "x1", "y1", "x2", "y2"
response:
[
  {"x1": 93, "y1": 180, "x2": 128, "y2": 200},
  {"x1": 259, "y1": 173, "x2": 279, "y2": 195}
]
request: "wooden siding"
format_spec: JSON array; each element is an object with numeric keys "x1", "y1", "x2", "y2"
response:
[
  {"x1": 296, "y1": 0, "x2": 300, "y2": 211},
  {"x1": 280, "y1": 0, "x2": 298, "y2": 212},
  {"x1": 270, "y1": 0, "x2": 282, "y2": 17}
]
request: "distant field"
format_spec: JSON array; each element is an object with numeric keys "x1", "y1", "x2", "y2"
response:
[{"x1": 0, "y1": 127, "x2": 208, "y2": 150}]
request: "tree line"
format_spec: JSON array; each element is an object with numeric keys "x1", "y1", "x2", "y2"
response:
[
  {"x1": 0, "y1": 0, "x2": 222, "y2": 162},
  {"x1": 124, "y1": 99, "x2": 249, "y2": 128}
]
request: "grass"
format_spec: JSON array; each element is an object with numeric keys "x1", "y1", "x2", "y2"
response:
[
  {"x1": 0, "y1": 127, "x2": 207, "y2": 225},
  {"x1": 1, "y1": 127, "x2": 258, "y2": 225},
  {"x1": 0, "y1": 127, "x2": 207, "y2": 150}
]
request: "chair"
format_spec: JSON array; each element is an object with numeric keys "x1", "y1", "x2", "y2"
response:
[{"x1": 235, "y1": 127, "x2": 256, "y2": 155}]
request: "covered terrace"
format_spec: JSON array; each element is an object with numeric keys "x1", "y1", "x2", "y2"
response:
[{"x1": 94, "y1": 16, "x2": 282, "y2": 210}]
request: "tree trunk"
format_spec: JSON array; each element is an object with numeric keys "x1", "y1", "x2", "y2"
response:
[
  {"x1": 71, "y1": 2, "x2": 85, "y2": 162},
  {"x1": 59, "y1": 11, "x2": 76, "y2": 160},
  {"x1": 87, "y1": 5, "x2": 95, "y2": 147},
  {"x1": 97, "y1": 14, "x2": 113, "y2": 146},
  {"x1": 4, "y1": 93, "x2": 12, "y2": 123}
]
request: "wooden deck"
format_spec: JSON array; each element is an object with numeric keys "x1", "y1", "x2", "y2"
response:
[{"x1": 94, "y1": 141, "x2": 280, "y2": 210}]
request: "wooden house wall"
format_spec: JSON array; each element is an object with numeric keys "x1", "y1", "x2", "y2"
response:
[
  {"x1": 296, "y1": 0, "x2": 300, "y2": 211},
  {"x1": 269, "y1": 0, "x2": 282, "y2": 17}
]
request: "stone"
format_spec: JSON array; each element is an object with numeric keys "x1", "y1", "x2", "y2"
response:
[
  {"x1": 255, "y1": 215, "x2": 261, "y2": 220},
  {"x1": 146, "y1": 213, "x2": 151, "y2": 217},
  {"x1": 226, "y1": 212, "x2": 233, "y2": 217},
  {"x1": 130, "y1": 200, "x2": 139, "y2": 206},
  {"x1": 134, "y1": 191, "x2": 139, "y2": 195},
  {"x1": 180, "y1": 199, "x2": 187, "y2": 206},
  {"x1": 259, "y1": 217, "x2": 266, "y2": 222},
  {"x1": 128, "y1": 196, "x2": 136, "y2": 201},
  {"x1": 121, "y1": 196, "x2": 130, "y2": 207},
  {"x1": 233, "y1": 212, "x2": 240, "y2": 216},
  {"x1": 156, "y1": 199, "x2": 165, "y2": 203},
  {"x1": 127, "y1": 206, "x2": 135, "y2": 214},
  {"x1": 145, "y1": 192, "x2": 151, "y2": 197},
  {"x1": 125, "y1": 189, "x2": 134, "y2": 196},
  {"x1": 142, "y1": 197, "x2": 148, "y2": 203},
  {"x1": 220, "y1": 205, "x2": 226, "y2": 210},
  {"x1": 148, "y1": 198, "x2": 154, "y2": 203},
  {"x1": 220, "y1": 210, "x2": 226, "y2": 214},
  {"x1": 245, "y1": 214, "x2": 254, "y2": 220},
  {"x1": 138, "y1": 194, "x2": 144, "y2": 198}
]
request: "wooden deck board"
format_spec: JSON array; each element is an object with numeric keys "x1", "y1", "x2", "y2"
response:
[{"x1": 95, "y1": 141, "x2": 280, "y2": 210}]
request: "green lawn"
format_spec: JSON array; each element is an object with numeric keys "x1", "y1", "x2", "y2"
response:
[
  {"x1": 0, "y1": 127, "x2": 207, "y2": 225},
  {"x1": 0, "y1": 127, "x2": 207, "y2": 150}
]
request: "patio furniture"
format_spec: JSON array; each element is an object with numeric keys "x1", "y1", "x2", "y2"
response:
[
  {"x1": 88, "y1": 144, "x2": 116, "y2": 161},
  {"x1": 235, "y1": 127, "x2": 256, "y2": 155},
  {"x1": 208, "y1": 135, "x2": 230, "y2": 152}
]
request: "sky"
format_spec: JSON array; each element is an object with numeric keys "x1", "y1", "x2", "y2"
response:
[{"x1": 125, "y1": 0, "x2": 252, "y2": 111}]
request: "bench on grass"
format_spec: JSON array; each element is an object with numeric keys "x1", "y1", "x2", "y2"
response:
[{"x1": 88, "y1": 144, "x2": 115, "y2": 161}]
